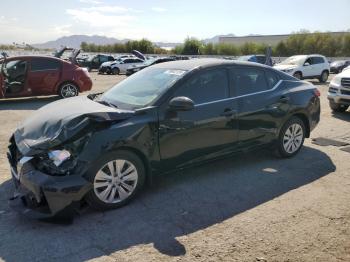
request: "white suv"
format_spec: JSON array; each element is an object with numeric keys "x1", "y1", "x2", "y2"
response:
[
  {"x1": 328, "y1": 68, "x2": 350, "y2": 112},
  {"x1": 274, "y1": 55, "x2": 330, "y2": 82}
]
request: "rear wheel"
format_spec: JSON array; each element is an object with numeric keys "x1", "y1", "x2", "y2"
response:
[
  {"x1": 293, "y1": 72, "x2": 302, "y2": 80},
  {"x1": 329, "y1": 101, "x2": 349, "y2": 112},
  {"x1": 59, "y1": 83, "x2": 79, "y2": 98},
  {"x1": 319, "y1": 71, "x2": 329, "y2": 83},
  {"x1": 112, "y1": 67, "x2": 120, "y2": 75},
  {"x1": 276, "y1": 117, "x2": 305, "y2": 158},
  {"x1": 85, "y1": 150, "x2": 145, "y2": 210}
]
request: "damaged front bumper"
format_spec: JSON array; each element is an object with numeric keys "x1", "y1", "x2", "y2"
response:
[{"x1": 7, "y1": 145, "x2": 92, "y2": 219}]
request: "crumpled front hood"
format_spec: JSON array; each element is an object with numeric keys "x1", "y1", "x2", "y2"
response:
[{"x1": 14, "y1": 96, "x2": 134, "y2": 156}]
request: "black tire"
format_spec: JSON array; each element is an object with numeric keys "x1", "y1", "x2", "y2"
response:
[
  {"x1": 293, "y1": 72, "x2": 302, "y2": 80},
  {"x1": 275, "y1": 116, "x2": 306, "y2": 158},
  {"x1": 329, "y1": 101, "x2": 349, "y2": 112},
  {"x1": 112, "y1": 67, "x2": 120, "y2": 75},
  {"x1": 85, "y1": 150, "x2": 146, "y2": 211},
  {"x1": 319, "y1": 70, "x2": 329, "y2": 83},
  {"x1": 58, "y1": 82, "x2": 79, "y2": 99}
]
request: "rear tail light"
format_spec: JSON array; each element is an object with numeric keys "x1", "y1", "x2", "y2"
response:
[{"x1": 313, "y1": 89, "x2": 321, "y2": 97}]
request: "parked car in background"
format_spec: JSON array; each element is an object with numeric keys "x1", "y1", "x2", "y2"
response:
[
  {"x1": 328, "y1": 69, "x2": 350, "y2": 112},
  {"x1": 126, "y1": 57, "x2": 176, "y2": 76},
  {"x1": 99, "y1": 57, "x2": 145, "y2": 75},
  {"x1": 237, "y1": 55, "x2": 272, "y2": 65},
  {"x1": 0, "y1": 53, "x2": 92, "y2": 99},
  {"x1": 7, "y1": 59, "x2": 320, "y2": 218},
  {"x1": 79, "y1": 54, "x2": 115, "y2": 72},
  {"x1": 330, "y1": 60, "x2": 350, "y2": 74},
  {"x1": 274, "y1": 54, "x2": 330, "y2": 82}
]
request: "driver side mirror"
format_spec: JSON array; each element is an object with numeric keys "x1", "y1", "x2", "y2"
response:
[
  {"x1": 169, "y1": 96, "x2": 194, "y2": 111},
  {"x1": 304, "y1": 62, "x2": 310, "y2": 66}
]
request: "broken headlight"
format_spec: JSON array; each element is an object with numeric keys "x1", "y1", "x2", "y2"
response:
[
  {"x1": 34, "y1": 149, "x2": 77, "y2": 176},
  {"x1": 48, "y1": 150, "x2": 71, "y2": 166}
]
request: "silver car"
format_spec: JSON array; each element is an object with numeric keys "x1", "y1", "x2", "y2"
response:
[{"x1": 99, "y1": 57, "x2": 145, "y2": 75}]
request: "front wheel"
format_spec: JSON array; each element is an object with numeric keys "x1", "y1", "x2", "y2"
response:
[
  {"x1": 111, "y1": 67, "x2": 120, "y2": 75},
  {"x1": 59, "y1": 83, "x2": 79, "y2": 98},
  {"x1": 293, "y1": 72, "x2": 302, "y2": 80},
  {"x1": 329, "y1": 101, "x2": 349, "y2": 112},
  {"x1": 85, "y1": 150, "x2": 145, "y2": 210},
  {"x1": 276, "y1": 117, "x2": 305, "y2": 158},
  {"x1": 319, "y1": 71, "x2": 329, "y2": 83}
]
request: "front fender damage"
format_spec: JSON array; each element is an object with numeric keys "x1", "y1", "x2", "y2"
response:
[{"x1": 9, "y1": 162, "x2": 92, "y2": 219}]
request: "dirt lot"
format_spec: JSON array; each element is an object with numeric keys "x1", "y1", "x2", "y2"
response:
[{"x1": 0, "y1": 72, "x2": 349, "y2": 262}]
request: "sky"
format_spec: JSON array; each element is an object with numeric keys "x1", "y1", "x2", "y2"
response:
[{"x1": 0, "y1": 0, "x2": 349, "y2": 44}]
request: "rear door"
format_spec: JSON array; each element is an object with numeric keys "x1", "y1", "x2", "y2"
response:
[
  {"x1": 311, "y1": 56, "x2": 326, "y2": 76},
  {"x1": 230, "y1": 66, "x2": 290, "y2": 147},
  {"x1": 158, "y1": 67, "x2": 239, "y2": 169},
  {"x1": 27, "y1": 58, "x2": 61, "y2": 95}
]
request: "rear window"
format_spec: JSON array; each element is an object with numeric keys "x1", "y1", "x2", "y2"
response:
[
  {"x1": 231, "y1": 67, "x2": 269, "y2": 96},
  {"x1": 31, "y1": 59, "x2": 60, "y2": 71}
]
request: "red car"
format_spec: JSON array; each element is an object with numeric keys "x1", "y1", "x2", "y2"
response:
[{"x1": 0, "y1": 51, "x2": 92, "y2": 99}]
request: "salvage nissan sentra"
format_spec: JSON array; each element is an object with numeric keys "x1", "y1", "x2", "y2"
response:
[{"x1": 7, "y1": 59, "x2": 320, "y2": 219}]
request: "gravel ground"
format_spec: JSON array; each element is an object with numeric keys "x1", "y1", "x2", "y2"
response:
[{"x1": 0, "y1": 72, "x2": 349, "y2": 262}]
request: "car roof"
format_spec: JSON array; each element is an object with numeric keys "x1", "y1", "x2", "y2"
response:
[
  {"x1": 4, "y1": 55, "x2": 63, "y2": 61},
  {"x1": 151, "y1": 58, "x2": 271, "y2": 71}
]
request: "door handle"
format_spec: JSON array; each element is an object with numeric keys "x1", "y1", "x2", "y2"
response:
[
  {"x1": 279, "y1": 96, "x2": 290, "y2": 103},
  {"x1": 221, "y1": 109, "x2": 237, "y2": 117}
]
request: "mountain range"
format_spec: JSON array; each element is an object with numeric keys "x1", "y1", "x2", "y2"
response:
[{"x1": 32, "y1": 34, "x2": 238, "y2": 50}]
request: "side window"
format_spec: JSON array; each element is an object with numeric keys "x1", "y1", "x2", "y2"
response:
[
  {"x1": 31, "y1": 59, "x2": 60, "y2": 72},
  {"x1": 265, "y1": 70, "x2": 280, "y2": 88},
  {"x1": 304, "y1": 58, "x2": 312, "y2": 65},
  {"x1": 311, "y1": 57, "x2": 325, "y2": 64},
  {"x1": 175, "y1": 68, "x2": 229, "y2": 104},
  {"x1": 92, "y1": 57, "x2": 99, "y2": 63},
  {"x1": 256, "y1": 56, "x2": 266, "y2": 64},
  {"x1": 108, "y1": 56, "x2": 115, "y2": 61},
  {"x1": 5, "y1": 60, "x2": 27, "y2": 79},
  {"x1": 123, "y1": 59, "x2": 133, "y2": 63},
  {"x1": 231, "y1": 67, "x2": 269, "y2": 96},
  {"x1": 134, "y1": 59, "x2": 143, "y2": 63},
  {"x1": 99, "y1": 56, "x2": 108, "y2": 63}
]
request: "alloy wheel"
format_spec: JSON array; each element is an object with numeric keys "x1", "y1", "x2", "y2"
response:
[
  {"x1": 282, "y1": 123, "x2": 304, "y2": 154},
  {"x1": 60, "y1": 84, "x2": 78, "y2": 98},
  {"x1": 93, "y1": 159, "x2": 138, "y2": 204}
]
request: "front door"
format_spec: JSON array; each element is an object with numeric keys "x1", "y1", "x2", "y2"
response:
[
  {"x1": 27, "y1": 58, "x2": 61, "y2": 95},
  {"x1": 2, "y1": 59, "x2": 30, "y2": 97},
  {"x1": 303, "y1": 57, "x2": 316, "y2": 77},
  {"x1": 158, "y1": 67, "x2": 239, "y2": 170}
]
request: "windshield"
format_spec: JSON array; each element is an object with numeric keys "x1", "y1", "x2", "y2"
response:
[
  {"x1": 237, "y1": 56, "x2": 252, "y2": 61},
  {"x1": 280, "y1": 56, "x2": 306, "y2": 66},
  {"x1": 100, "y1": 67, "x2": 186, "y2": 109}
]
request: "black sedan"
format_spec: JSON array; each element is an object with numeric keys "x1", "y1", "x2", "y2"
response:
[
  {"x1": 330, "y1": 60, "x2": 350, "y2": 74},
  {"x1": 7, "y1": 59, "x2": 320, "y2": 219},
  {"x1": 126, "y1": 57, "x2": 175, "y2": 76}
]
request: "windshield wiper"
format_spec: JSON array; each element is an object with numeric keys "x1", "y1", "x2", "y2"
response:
[{"x1": 96, "y1": 99, "x2": 118, "y2": 108}]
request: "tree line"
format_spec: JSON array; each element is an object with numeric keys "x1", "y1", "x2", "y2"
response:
[
  {"x1": 80, "y1": 39, "x2": 168, "y2": 54},
  {"x1": 174, "y1": 31, "x2": 350, "y2": 57}
]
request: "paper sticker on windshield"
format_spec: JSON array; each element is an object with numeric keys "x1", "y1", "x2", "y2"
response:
[{"x1": 164, "y1": 70, "x2": 186, "y2": 76}]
